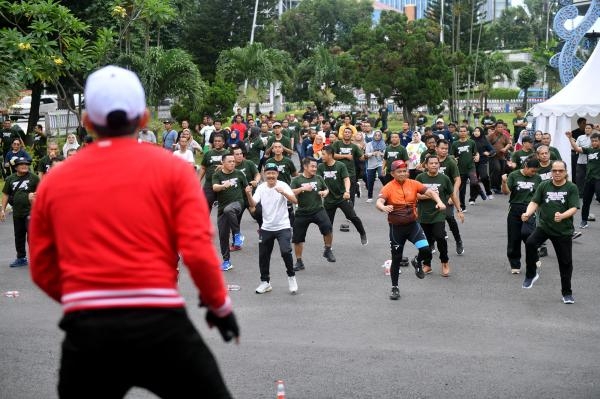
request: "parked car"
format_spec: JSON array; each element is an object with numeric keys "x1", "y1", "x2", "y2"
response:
[{"x1": 10, "y1": 95, "x2": 58, "y2": 119}]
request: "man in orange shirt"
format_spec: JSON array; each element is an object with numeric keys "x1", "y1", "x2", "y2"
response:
[{"x1": 376, "y1": 160, "x2": 446, "y2": 300}]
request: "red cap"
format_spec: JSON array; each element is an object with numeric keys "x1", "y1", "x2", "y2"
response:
[{"x1": 391, "y1": 160, "x2": 408, "y2": 171}]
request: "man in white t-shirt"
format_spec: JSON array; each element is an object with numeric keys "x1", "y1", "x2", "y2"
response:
[
  {"x1": 173, "y1": 136, "x2": 195, "y2": 167},
  {"x1": 245, "y1": 163, "x2": 298, "y2": 294}
]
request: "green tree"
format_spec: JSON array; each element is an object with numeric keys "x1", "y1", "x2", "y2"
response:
[
  {"x1": 482, "y1": 6, "x2": 534, "y2": 50},
  {"x1": 118, "y1": 46, "x2": 206, "y2": 114},
  {"x1": 171, "y1": 77, "x2": 237, "y2": 126},
  {"x1": 475, "y1": 51, "x2": 513, "y2": 109},
  {"x1": 0, "y1": 0, "x2": 115, "y2": 132},
  {"x1": 350, "y1": 12, "x2": 452, "y2": 124},
  {"x1": 296, "y1": 45, "x2": 355, "y2": 111},
  {"x1": 217, "y1": 42, "x2": 292, "y2": 114},
  {"x1": 110, "y1": 0, "x2": 177, "y2": 54},
  {"x1": 182, "y1": 0, "x2": 279, "y2": 81},
  {"x1": 517, "y1": 65, "x2": 538, "y2": 110},
  {"x1": 260, "y1": 0, "x2": 373, "y2": 63}
]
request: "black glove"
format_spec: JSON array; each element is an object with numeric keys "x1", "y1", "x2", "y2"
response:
[{"x1": 205, "y1": 310, "x2": 239, "y2": 343}]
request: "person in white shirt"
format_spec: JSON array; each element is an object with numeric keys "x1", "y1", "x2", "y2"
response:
[
  {"x1": 175, "y1": 129, "x2": 202, "y2": 154},
  {"x1": 173, "y1": 136, "x2": 195, "y2": 167},
  {"x1": 245, "y1": 163, "x2": 298, "y2": 294}
]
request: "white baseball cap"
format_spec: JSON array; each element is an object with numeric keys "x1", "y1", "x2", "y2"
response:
[{"x1": 84, "y1": 65, "x2": 146, "y2": 127}]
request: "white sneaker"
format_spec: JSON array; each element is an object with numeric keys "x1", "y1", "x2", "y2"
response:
[
  {"x1": 255, "y1": 281, "x2": 272, "y2": 294},
  {"x1": 469, "y1": 201, "x2": 475, "y2": 206},
  {"x1": 288, "y1": 276, "x2": 298, "y2": 294},
  {"x1": 366, "y1": 198, "x2": 373, "y2": 203}
]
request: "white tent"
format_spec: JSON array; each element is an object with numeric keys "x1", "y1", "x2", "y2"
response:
[{"x1": 530, "y1": 43, "x2": 600, "y2": 175}]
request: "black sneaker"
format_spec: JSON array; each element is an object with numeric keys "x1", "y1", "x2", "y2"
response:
[
  {"x1": 562, "y1": 294, "x2": 575, "y2": 304},
  {"x1": 323, "y1": 248, "x2": 336, "y2": 262},
  {"x1": 456, "y1": 241, "x2": 464, "y2": 255},
  {"x1": 389, "y1": 286, "x2": 400, "y2": 300},
  {"x1": 293, "y1": 259, "x2": 305, "y2": 271},
  {"x1": 572, "y1": 231, "x2": 582, "y2": 240},
  {"x1": 360, "y1": 234, "x2": 368, "y2": 246},
  {"x1": 580, "y1": 221, "x2": 589, "y2": 229},
  {"x1": 411, "y1": 256, "x2": 425, "y2": 279},
  {"x1": 522, "y1": 273, "x2": 539, "y2": 289},
  {"x1": 538, "y1": 246, "x2": 548, "y2": 257}
]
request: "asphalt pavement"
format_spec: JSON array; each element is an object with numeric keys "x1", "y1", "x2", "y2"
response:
[{"x1": 1, "y1": 179, "x2": 599, "y2": 398}]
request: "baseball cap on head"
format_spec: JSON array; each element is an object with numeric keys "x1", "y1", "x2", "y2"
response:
[
  {"x1": 273, "y1": 122, "x2": 282, "y2": 127},
  {"x1": 436, "y1": 118, "x2": 445, "y2": 124},
  {"x1": 264, "y1": 163, "x2": 279, "y2": 172},
  {"x1": 391, "y1": 160, "x2": 408, "y2": 171},
  {"x1": 84, "y1": 65, "x2": 146, "y2": 129},
  {"x1": 14, "y1": 157, "x2": 31, "y2": 166}
]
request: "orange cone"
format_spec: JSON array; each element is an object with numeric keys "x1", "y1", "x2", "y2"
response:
[{"x1": 276, "y1": 380, "x2": 286, "y2": 399}]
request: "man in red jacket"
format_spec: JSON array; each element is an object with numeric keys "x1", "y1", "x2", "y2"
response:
[{"x1": 28, "y1": 65, "x2": 238, "y2": 399}]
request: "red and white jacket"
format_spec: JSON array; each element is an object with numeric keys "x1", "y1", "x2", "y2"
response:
[{"x1": 29, "y1": 138, "x2": 231, "y2": 317}]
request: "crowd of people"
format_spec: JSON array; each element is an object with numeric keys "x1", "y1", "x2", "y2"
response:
[
  {"x1": 126, "y1": 107, "x2": 598, "y2": 305},
  {"x1": 0, "y1": 62, "x2": 599, "y2": 395}
]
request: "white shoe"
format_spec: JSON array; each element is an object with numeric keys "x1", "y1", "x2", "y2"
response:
[
  {"x1": 288, "y1": 276, "x2": 298, "y2": 294},
  {"x1": 469, "y1": 201, "x2": 475, "y2": 206},
  {"x1": 255, "y1": 281, "x2": 272, "y2": 294},
  {"x1": 487, "y1": 195, "x2": 494, "y2": 200},
  {"x1": 366, "y1": 198, "x2": 373, "y2": 203}
]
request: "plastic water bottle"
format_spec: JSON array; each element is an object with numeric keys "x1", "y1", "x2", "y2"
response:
[
  {"x1": 227, "y1": 284, "x2": 241, "y2": 291},
  {"x1": 276, "y1": 380, "x2": 286, "y2": 399}
]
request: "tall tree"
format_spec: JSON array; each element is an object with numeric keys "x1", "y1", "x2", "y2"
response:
[
  {"x1": 182, "y1": 0, "x2": 279, "y2": 81},
  {"x1": 475, "y1": 51, "x2": 513, "y2": 109},
  {"x1": 350, "y1": 12, "x2": 452, "y2": 125},
  {"x1": 481, "y1": 6, "x2": 534, "y2": 50},
  {"x1": 217, "y1": 42, "x2": 292, "y2": 114},
  {"x1": 295, "y1": 45, "x2": 355, "y2": 111},
  {"x1": 0, "y1": 0, "x2": 115, "y2": 132},
  {"x1": 517, "y1": 65, "x2": 538, "y2": 110},
  {"x1": 260, "y1": 0, "x2": 373, "y2": 63},
  {"x1": 118, "y1": 46, "x2": 206, "y2": 112}
]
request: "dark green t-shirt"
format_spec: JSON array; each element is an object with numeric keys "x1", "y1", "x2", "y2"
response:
[
  {"x1": 549, "y1": 146, "x2": 562, "y2": 161},
  {"x1": 451, "y1": 139, "x2": 477, "y2": 174},
  {"x1": 265, "y1": 156, "x2": 296, "y2": 185},
  {"x1": 317, "y1": 161, "x2": 349, "y2": 208},
  {"x1": 438, "y1": 157, "x2": 460, "y2": 182},
  {"x1": 235, "y1": 159, "x2": 259, "y2": 184},
  {"x1": 419, "y1": 149, "x2": 437, "y2": 164},
  {"x1": 246, "y1": 136, "x2": 266, "y2": 166},
  {"x1": 211, "y1": 169, "x2": 248, "y2": 212},
  {"x1": 531, "y1": 180, "x2": 579, "y2": 236},
  {"x1": 331, "y1": 141, "x2": 362, "y2": 177},
  {"x1": 291, "y1": 174, "x2": 327, "y2": 216},
  {"x1": 507, "y1": 169, "x2": 541, "y2": 205},
  {"x1": 416, "y1": 172, "x2": 453, "y2": 224},
  {"x1": 2, "y1": 171, "x2": 40, "y2": 217},
  {"x1": 201, "y1": 148, "x2": 228, "y2": 188},
  {"x1": 266, "y1": 135, "x2": 292, "y2": 156},
  {"x1": 511, "y1": 149, "x2": 535, "y2": 170},
  {"x1": 384, "y1": 144, "x2": 409, "y2": 173},
  {"x1": 512, "y1": 116, "x2": 527, "y2": 137},
  {"x1": 537, "y1": 163, "x2": 552, "y2": 182},
  {"x1": 582, "y1": 147, "x2": 600, "y2": 181}
]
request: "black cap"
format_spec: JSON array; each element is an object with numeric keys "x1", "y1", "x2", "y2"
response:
[{"x1": 14, "y1": 157, "x2": 31, "y2": 166}]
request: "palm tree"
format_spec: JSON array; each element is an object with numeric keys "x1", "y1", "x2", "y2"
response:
[
  {"x1": 298, "y1": 44, "x2": 348, "y2": 111},
  {"x1": 119, "y1": 46, "x2": 206, "y2": 113},
  {"x1": 217, "y1": 43, "x2": 292, "y2": 114},
  {"x1": 476, "y1": 51, "x2": 513, "y2": 109}
]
